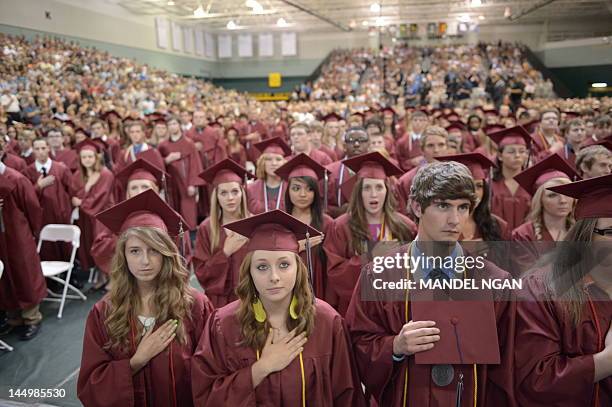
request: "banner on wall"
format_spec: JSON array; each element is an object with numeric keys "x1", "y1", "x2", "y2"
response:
[
  {"x1": 194, "y1": 29, "x2": 205, "y2": 56},
  {"x1": 205, "y1": 33, "x2": 215, "y2": 59},
  {"x1": 281, "y1": 32, "x2": 297, "y2": 56},
  {"x1": 218, "y1": 34, "x2": 232, "y2": 58},
  {"x1": 258, "y1": 33, "x2": 274, "y2": 57},
  {"x1": 171, "y1": 21, "x2": 182, "y2": 51},
  {"x1": 183, "y1": 27, "x2": 194, "y2": 54},
  {"x1": 155, "y1": 17, "x2": 169, "y2": 49},
  {"x1": 238, "y1": 34, "x2": 253, "y2": 57}
]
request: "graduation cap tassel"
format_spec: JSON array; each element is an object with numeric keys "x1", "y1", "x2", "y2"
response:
[
  {"x1": 304, "y1": 230, "x2": 315, "y2": 303},
  {"x1": 0, "y1": 208, "x2": 4, "y2": 233},
  {"x1": 323, "y1": 172, "x2": 328, "y2": 211},
  {"x1": 178, "y1": 220, "x2": 186, "y2": 266}
]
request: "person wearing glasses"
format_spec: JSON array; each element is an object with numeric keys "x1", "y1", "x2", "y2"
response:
[
  {"x1": 515, "y1": 174, "x2": 612, "y2": 407},
  {"x1": 324, "y1": 127, "x2": 370, "y2": 218}
]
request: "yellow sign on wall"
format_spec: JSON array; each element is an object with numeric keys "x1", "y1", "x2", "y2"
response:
[{"x1": 268, "y1": 72, "x2": 282, "y2": 88}]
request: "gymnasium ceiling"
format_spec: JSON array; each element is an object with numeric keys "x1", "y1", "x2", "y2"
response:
[{"x1": 106, "y1": 0, "x2": 612, "y2": 33}]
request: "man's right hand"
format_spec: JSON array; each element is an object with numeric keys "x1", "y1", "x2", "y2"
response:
[
  {"x1": 393, "y1": 320, "x2": 440, "y2": 356},
  {"x1": 37, "y1": 175, "x2": 55, "y2": 189},
  {"x1": 165, "y1": 152, "x2": 182, "y2": 164}
]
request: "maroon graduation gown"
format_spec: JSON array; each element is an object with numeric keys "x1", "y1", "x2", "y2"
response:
[
  {"x1": 511, "y1": 221, "x2": 555, "y2": 274},
  {"x1": 396, "y1": 134, "x2": 423, "y2": 172},
  {"x1": 77, "y1": 289, "x2": 214, "y2": 407},
  {"x1": 324, "y1": 160, "x2": 352, "y2": 218},
  {"x1": 158, "y1": 137, "x2": 203, "y2": 229},
  {"x1": 71, "y1": 168, "x2": 115, "y2": 270},
  {"x1": 396, "y1": 166, "x2": 420, "y2": 216},
  {"x1": 0, "y1": 167, "x2": 47, "y2": 310},
  {"x1": 490, "y1": 179, "x2": 532, "y2": 232},
  {"x1": 300, "y1": 214, "x2": 334, "y2": 300},
  {"x1": 515, "y1": 272, "x2": 612, "y2": 406},
  {"x1": 323, "y1": 213, "x2": 417, "y2": 316},
  {"x1": 193, "y1": 218, "x2": 249, "y2": 308},
  {"x1": 345, "y1": 254, "x2": 517, "y2": 407},
  {"x1": 318, "y1": 144, "x2": 338, "y2": 162},
  {"x1": 2, "y1": 152, "x2": 27, "y2": 173},
  {"x1": 228, "y1": 145, "x2": 248, "y2": 168},
  {"x1": 112, "y1": 145, "x2": 165, "y2": 203},
  {"x1": 24, "y1": 161, "x2": 73, "y2": 260},
  {"x1": 309, "y1": 148, "x2": 333, "y2": 167},
  {"x1": 246, "y1": 179, "x2": 287, "y2": 215},
  {"x1": 52, "y1": 148, "x2": 79, "y2": 173},
  {"x1": 191, "y1": 300, "x2": 367, "y2": 407}
]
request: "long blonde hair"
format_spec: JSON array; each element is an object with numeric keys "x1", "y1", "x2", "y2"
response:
[
  {"x1": 208, "y1": 184, "x2": 250, "y2": 252},
  {"x1": 104, "y1": 227, "x2": 194, "y2": 351},
  {"x1": 528, "y1": 178, "x2": 574, "y2": 241},
  {"x1": 235, "y1": 252, "x2": 315, "y2": 351},
  {"x1": 78, "y1": 151, "x2": 104, "y2": 184},
  {"x1": 255, "y1": 152, "x2": 285, "y2": 180}
]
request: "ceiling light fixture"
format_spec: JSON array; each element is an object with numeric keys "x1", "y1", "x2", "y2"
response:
[
  {"x1": 193, "y1": 5, "x2": 206, "y2": 18},
  {"x1": 227, "y1": 20, "x2": 237, "y2": 29},
  {"x1": 362, "y1": 20, "x2": 369, "y2": 26},
  {"x1": 592, "y1": 82, "x2": 608, "y2": 88},
  {"x1": 167, "y1": 0, "x2": 175, "y2": 5},
  {"x1": 478, "y1": 15, "x2": 485, "y2": 20},
  {"x1": 458, "y1": 14, "x2": 471, "y2": 23},
  {"x1": 370, "y1": 3, "x2": 381, "y2": 13},
  {"x1": 471, "y1": 0, "x2": 482, "y2": 6},
  {"x1": 277, "y1": 17, "x2": 288, "y2": 27}
]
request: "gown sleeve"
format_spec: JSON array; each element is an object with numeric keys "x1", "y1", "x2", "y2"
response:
[
  {"x1": 191, "y1": 310, "x2": 257, "y2": 406},
  {"x1": 77, "y1": 304, "x2": 135, "y2": 407}
]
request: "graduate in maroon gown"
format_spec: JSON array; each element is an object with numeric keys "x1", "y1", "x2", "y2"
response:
[
  {"x1": 396, "y1": 126, "x2": 449, "y2": 216},
  {"x1": 531, "y1": 109, "x2": 564, "y2": 163},
  {"x1": 158, "y1": 116, "x2": 203, "y2": 230},
  {"x1": 225, "y1": 126, "x2": 247, "y2": 167},
  {"x1": 515, "y1": 174, "x2": 612, "y2": 406},
  {"x1": 193, "y1": 159, "x2": 253, "y2": 308},
  {"x1": 323, "y1": 152, "x2": 417, "y2": 316},
  {"x1": 488, "y1": 126, "x2": 533, "y2": 231},
  {"x1": 17, "y1": 129, "x2": 36, "y2": 166},
  {"x1": 47, "y1": 128, "x2": 79, "y2": 173},
  {"x1": 247, "y1": 137, "x2": 291, "y2": 214},
  {"x1": 191, "y1": 210, "x2": 367, "y2": 406},
  {"x1": 436, "y1": 153, "x2": 511, "y2": 269},
  {"x1": 310, "y1": 121, "x2": 338, "y2": 162},
  {"x1": 24, "y1": 137, "x2": 73, "y2": 261},
  {"x1": 0, "y1": 163, "x2": 46, "y2": 340},
  {"x1": 576, "y1": 145, "x2": 612, "y2": 179},
  {"x1": 322, "y1": 113, "x2": 345, "y2": 161},
  {"x1": 511, "y1": 153, "x2": 579, "y2": 274},
  {"x1": 289, "y1": 122, "x2": 333, "y2": 167},
  {"x1": 275, "y1": 153, "x2": 334, "y2": 300},
  {"x1": 395, "y1": 110, "x2": 429, "y2": 171},
  {"x1": 78, "y1": 190, "x2": 213, "y2": 407},
  {"x1": 71, "y1": 139, "x2": 115, "y2": 272},
  {"x1": 90, "y1": 158, "x2": 173, "y2": 285},
  {"x1": 324, "y1": 127, "x2": 371, "y2": 218},
  {"x1": 346, "y1": 160, "x2": 517, "y2": 407}
]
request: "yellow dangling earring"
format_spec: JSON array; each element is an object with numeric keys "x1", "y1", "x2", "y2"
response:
[
  {"x1": 289, "y1": 295, "x2": 299, "y2": 320},
  {"x1": 252, "y1": 297, "x2": 267, "y2": 323}
]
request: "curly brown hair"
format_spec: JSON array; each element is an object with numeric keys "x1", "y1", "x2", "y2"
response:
[
  {"x1": 235, "y1": 252, "x2": 315, "y2": 351},
  {"x1": 104, "y1": 227, "x2": 194, "y2": 351}
]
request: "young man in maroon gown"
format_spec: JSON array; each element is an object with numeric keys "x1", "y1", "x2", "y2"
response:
[
  {"x1": 346, "y1": 161, "x2": 517, "y2": 407},
  {"x1": 24, "y1": 137, "x2": 73, "y2": 260},
  {"x1": 0, "y1": 161, "x2": 46, "y2": 340},
  {"x1": 158, "y1": 116, "x2": 203, "y2": 230}
]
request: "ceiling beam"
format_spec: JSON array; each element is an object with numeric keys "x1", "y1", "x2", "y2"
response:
[
  {"x1": 507, "y1": 0, "x2": 558, "y2": 21},
  {"x1": 278, "y1": 0, "x2": 352, "y2": 31}
]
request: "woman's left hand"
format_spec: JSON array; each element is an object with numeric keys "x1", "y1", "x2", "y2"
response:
[{"x1": 298, "y1": 234, "x2": 324, "y2": 252}]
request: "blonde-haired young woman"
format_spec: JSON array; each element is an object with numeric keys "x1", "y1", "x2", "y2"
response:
[{"x1": 78, "y1": 190, "x2": 213, "y2": 407}]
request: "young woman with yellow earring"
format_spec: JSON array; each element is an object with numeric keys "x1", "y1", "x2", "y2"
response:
[{"x1": 191, "y1": 210, "x2": 366, "y2": 406}]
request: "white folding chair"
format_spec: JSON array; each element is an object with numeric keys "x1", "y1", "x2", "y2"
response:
[
  {"x1": 37, "y1": 224, "x2": 86, "y2": 319},
  {"x1": 0, "y1": 260, "x2": 14, "y2": 351}
]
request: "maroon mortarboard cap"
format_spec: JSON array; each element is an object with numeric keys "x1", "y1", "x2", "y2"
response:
[
  {"x1": 436, "y1": 152, "x2": 496, "y2": 180},
  {"x1": 322, "y1": 112, "x2": 343, "y2": 122},
  {"x1": 153, "y1": 117, "x2": 167, "y2": 126},
  {"x1": 343, "y1": 151, "x2": 404, "y2": 180},
  {"x1": 483, "y1": 109, "x2": 498, "y2": 117},
  {"x1": 96, "y1": 189, "x2": 188, "y2": 237},
  {"x1": 547, "y1": 174, "x2": 612, "y2": 219},
  {"x1": 445, "y1": 121, "x2": 465, "y2": 132},
  {"x1": 381, "y1": 107, "x2": 396, "y2": 116},
  {"x1": 0, "y1": 175, "x2": 17, "y2": 199},
  {"x1": 484, "y1": 124, "x2": 506, "y2": 135},
  {"x1": 116, "y1": 158, "x2": 168, "y2": 190},
  {"x1": 101, "y1": 110, "x2": 121, "y2": 120},
  {"x1": 488, "y1": 125, "x2": 532, "y2": 148},
  {"x1": 351, "y1": 111, "x2": 365, "y2": 118},
  {"x1": 275, "y1": 153, "x2": 330, "y2": 182},
  {"x1": 254, "y1": 137, "x2": 292, "y2": 157},
  {"x1": 91, "y1": 138, "x2": 108, "y2": 151},
  {"x1": 74, "y1": 139, "x2": 102, "y2": 154},
  {"x1": 224, "y1": 209, "x2": 321, "y2": 253},
  {"x1": 198, "y1": 158, "x2": 254, "y2": 187},
  {"x1": 514, "y1": 153, "x2": 580, "y2": 195},
  {"x1": 444, "y1": 113, "x2": 460, "y2": 121},
  {"x1": 475, "y1": 106, "x2": 485, "y2": 112},
  {"x1": 75, "y1": 127, "x2": 90, "y2": 138},
  {"x1": 411, "y1": 296, "x2": 501, "y2": 365},
  {"x1": 61, "y1": 119, "x2": 76, "y2": 129},
  {"x1": 562, "y1": 111, "x2": 580, "y2": 119}
]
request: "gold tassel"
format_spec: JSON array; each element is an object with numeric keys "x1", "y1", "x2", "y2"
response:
[{"x1": 289, "y1": 295, "x2": 299, "y2": 319}]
